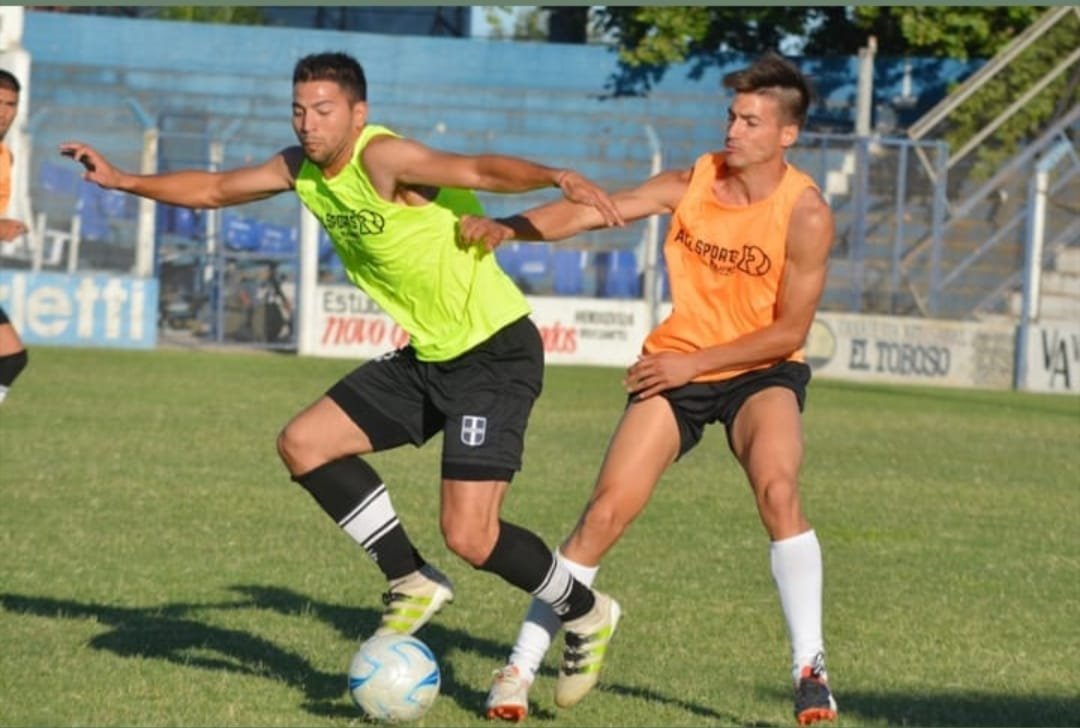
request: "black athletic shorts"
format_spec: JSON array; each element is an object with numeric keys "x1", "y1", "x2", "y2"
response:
[
  {"x1": 327, "y1": 316, "x2": 544, "y2": 483},
  {"x1": 0, "y1": 305, "x2": 9, "y2": 325},
  {"x1": 648, "y1": 360, "x2": 811, "y2": 460}
]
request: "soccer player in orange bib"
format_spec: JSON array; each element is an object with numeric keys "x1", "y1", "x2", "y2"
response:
[
  {"x1": 0, "y1": 69, "x2": 29, "y2": 405},
  {"x1": 461, "y1": 52, "x2": 838, "y2": 725}
]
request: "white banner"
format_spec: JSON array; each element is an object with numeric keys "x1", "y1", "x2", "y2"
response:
[
  {"x1": 305, "y1": 286, "x2": 1028, "y2": 392},
  {"x1": 526, "y1": 296, "x2": 647, "y2": 366},
  {"x1": 805, "y1": 311, "x2": 1015, "y2": 390},
  {"x1": 306, "y1": 285, "x2": 647, "y2": 367},
  {"x1": 309, "y1": 285, "x2": 410, "y2": 359},
  {"x1": 1020, "y1": 323, "x2": 1080, "y2": 394}
]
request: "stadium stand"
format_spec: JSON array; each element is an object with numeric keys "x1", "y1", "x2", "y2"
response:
[{"x1": 23, "y1": 8, "x2": 1071, "y2": 327}]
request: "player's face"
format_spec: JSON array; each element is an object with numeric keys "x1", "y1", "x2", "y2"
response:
[
  {"x1": 723, "y1": 92, "x2": 798, "y2": 170},
  {"x1": 0, "y1": 87, "x2": 20, "y2": 140},
  {"x1": 292, "y1": 80, "x2": 366, "y2": 174}
]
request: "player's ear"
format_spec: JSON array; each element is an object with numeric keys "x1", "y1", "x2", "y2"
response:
[
  {"x1": 780, "y1": 123, "x2": 799, "y2": 150},
  {"x1": 353, "y1": 100, "x2": 368, "y2": 130}
]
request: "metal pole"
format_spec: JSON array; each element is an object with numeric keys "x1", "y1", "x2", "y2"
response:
[
  {"x1": 205, "y1": 120, "x2": 241, "y2": 344},
  {"x1": 1015, "y1": 139, "x2": 1071, "y2": 388},
  {"x1": 850, "y1": 137, "x2": 869, "y2": 311},
  {"x1": 642, "y1": 123, "x2": 662, "y2": 329},
  {"x1": 891, "y1": 141, "x2": 909, "y2": 313},
  {"x1": 1015, "y1": 171, "x2": 1044, "y2": 389},
  {"x1": 927, "y1": 142, "x2": 948, "y2": 316},
  {"x1": 207, "y1": 138, "x2": 225, "y2": 343},
  {"x1": 297, "y1": 207, "x2": 321, "y2": 356},
  {"x1": 1025, "y1": 169, "x2": 1049, "y2": 323},
  {"x1": 134, "y1": 126, "x2": 158, "y2": 277},
  {"x1": 855, "y1": 36, "x2": 876, "y2": 137}
]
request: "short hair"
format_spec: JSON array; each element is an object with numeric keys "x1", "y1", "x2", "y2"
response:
[
  {"x1": 292, "y1": 52, "x2": 366, "y2": 103},
  {"x1": 0, "y1": 69, "x2": 21, "y2": 94},
  {"x1": 723, "y1": 52, "x2": 812, "y2": 129}
]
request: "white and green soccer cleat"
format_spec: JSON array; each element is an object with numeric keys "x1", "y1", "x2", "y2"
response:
[
  {"x1": 554, "y1": 591, "x2": 621, "y2": 708},
  {"x1": 373, "y1": 564, "x2": 455, "y2": 636},
  {"x1": 485, "y1": 664, "x2": 532, "y2": 722}
]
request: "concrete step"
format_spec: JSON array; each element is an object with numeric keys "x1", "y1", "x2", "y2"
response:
[
  {"x1": 1055, "y1": 247, "x2": 1080, "y2": 275},
  {"x1": 1042, "y1": 271, "x2": 1080, "y2": 296},
  {"x1": 975, "y1": 312, "x2": 1019, "y2": 326},
  {"x1": 1008, "y1": 290, "x2": 1080, "y2": 320}
]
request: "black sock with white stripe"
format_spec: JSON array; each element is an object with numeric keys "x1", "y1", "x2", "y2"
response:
[
  {"x1": 294, "y1": 457, "x2": 424, "y2": 581},
  {"x1": 480, "y1": 520, "x2": 595, "y2": 622}
]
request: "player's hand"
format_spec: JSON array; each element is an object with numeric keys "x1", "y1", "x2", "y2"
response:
[
  {"x1": 555, "y1": 170, "x2": 624, "y2": 228},
  {"x1": 58, "y1": 142, "x2": 122, "y2": 189},
  {"x1": 458, "y1": 214, "x2": 514, "y2": 252},
  {"x1": 624, "y1": 351, "x2": 700, "y2": 399},
  {"x1": 0, "y1": 218, "x2": 28, "y2": 242}
]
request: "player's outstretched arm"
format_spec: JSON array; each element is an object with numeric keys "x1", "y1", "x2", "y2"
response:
[
  {"x1": 459, "y1": 168, "x2": 689, "y2": 251},
  {"x1": 0, "y1": 218, "x2": 27, "y2": 242},
  {"x1": 59, "y1": 141, "x2": 303, "y2": 209},
  {"x1": 362, "y1": 134, "x2": 624, "y2": 227}
]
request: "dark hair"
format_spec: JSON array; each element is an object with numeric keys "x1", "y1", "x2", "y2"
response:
[
  {"x1": 0, "y1": 69, "x2": 21, "y2": 94},
  {"x1": 723, "y1": 52, "x2": 812, "y2": 128},
  {"x1": 293, "y1": 52, "x2": 366, "y2": 103}
]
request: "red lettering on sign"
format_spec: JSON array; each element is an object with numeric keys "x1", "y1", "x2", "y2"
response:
[{"x1": 539, "y1": 321, "x2": 578, "y2": 353}]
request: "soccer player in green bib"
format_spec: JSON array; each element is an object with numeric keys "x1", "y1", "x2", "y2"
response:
[{"x1": 60, "y1": 52, "x2": 623, "y2": 710}]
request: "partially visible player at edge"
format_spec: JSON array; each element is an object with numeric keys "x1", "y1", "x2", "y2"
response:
[
  {"x1": 59, "y1": 51, "x2": 626, "y2": 709},
  {"x1": 0, "y1": 69, "x2": 30, "y2": 405},
  {"x1": 461, "y1": 52, "x2": 838, "y2": 725}
]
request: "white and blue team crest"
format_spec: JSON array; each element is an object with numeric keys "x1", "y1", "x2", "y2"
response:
[{"x1": 460, "y1": 415, "x2": 487, "y2": 446}]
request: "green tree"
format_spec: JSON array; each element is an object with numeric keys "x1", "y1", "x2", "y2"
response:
[
  {"x1": 482, "y1": 6, "x2": 547, "y2": 42},
  {"x1": 853, "y1": 7, "x2": 1074, "y2": 180},
  {"x1": 587, "y1": 5, "x2": 1053, "y2": 63},
  {"x1": 589, "y1": 5, "x2": 1074, "y2": 177},
  {"x1": 851, "y1": 6, "x2": 1047, "y2": 60},
  {"x1": 597, "y1": 6, "x2": 812, "y2": 65},
  {"x1": 155, "y1": 6, "x2": 265, "y2": 25}
]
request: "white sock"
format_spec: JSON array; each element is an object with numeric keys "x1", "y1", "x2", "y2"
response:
[
  {"x1": 508, "y1": 549, "x2": 598, "y2": 682},
  {"x1": 770, "y1": 529, "x2": 825, "y2": 683}
]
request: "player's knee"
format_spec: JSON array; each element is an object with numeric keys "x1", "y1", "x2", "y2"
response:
[
  {"x1": 276, "y1": 420, "x2": 316, "y2": 475},
  {"x1": 579, "y1": 495, "x2": 632, "y2": 540},
  {"x1": 753, "y1": 474, "x2": 802, "y2": 520},
  {"x1": 441, "y1": 519, "x2": 496, "y2": 567}
]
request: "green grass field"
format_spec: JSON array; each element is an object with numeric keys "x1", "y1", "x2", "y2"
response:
[{"x1": 1, "y1": 346, "x2": 1077, "y2": 727}]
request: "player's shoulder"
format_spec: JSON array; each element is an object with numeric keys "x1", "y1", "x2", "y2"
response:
[
  {"x1": 360, "y1": 132, "x2": 422, "y2": 171},
  {"x1": 791, "y1": 184, "x2": 832, "y2": 223},
  {"x1": 364, "y1": 130, "x2": 413, "y2": 154}
]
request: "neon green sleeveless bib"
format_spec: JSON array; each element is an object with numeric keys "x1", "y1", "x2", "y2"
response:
[{"x1": 295, "y1": 124, "x2": 531, "y2": 361}]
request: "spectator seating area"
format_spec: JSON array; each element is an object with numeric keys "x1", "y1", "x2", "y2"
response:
[{"x1": 20, "y1": 11, "x2": 990, "y2": 313}]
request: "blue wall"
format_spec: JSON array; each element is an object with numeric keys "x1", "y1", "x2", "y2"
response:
[{"x1": 22, "y1": 11, "x2": 979, "y2": 136}]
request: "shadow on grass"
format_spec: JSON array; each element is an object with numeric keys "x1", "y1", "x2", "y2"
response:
[
  {"x1": 841, "y1": 690, "x2": 1080, "y2": 727},
  {"x1": 0, "y1": 586, "x2": 724, "y2": 722},
  {"x1": 758, "y1": 683, "x2": 1080, "y2": 727}
]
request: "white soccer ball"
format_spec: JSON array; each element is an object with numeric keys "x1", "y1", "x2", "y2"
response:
[{"x1": 348, "y1": 634, "x2": 440, "y2": 722}]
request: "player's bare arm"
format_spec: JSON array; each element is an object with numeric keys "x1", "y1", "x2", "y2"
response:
[
  {"x1": 59, "y1": 141, "x2": 302, "y2": 209},
  {"x1": 459, "y1": 168, "x2": 690, "y2": 251},
  {"x1": 0, "y1": 218, "x2": 27, "y2": 241},
  {"x1": 626, "y1": 187, "x2": 834, "y2": 399},
  {"x1": 362, "y1": 134, "x2": 624, "y2": 227}
]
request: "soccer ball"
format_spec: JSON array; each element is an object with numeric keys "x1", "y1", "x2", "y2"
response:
[{"x1": 348, "y1": 634, "x2": 440, "y2": 722}]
